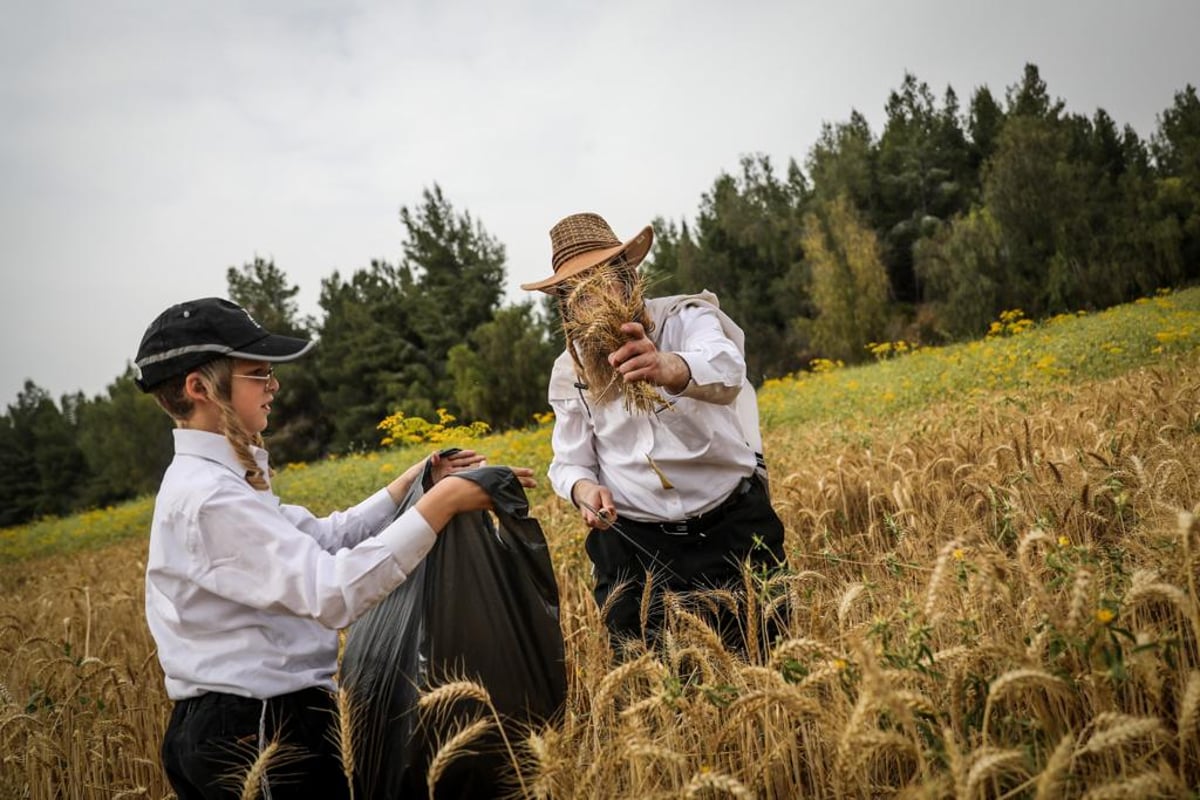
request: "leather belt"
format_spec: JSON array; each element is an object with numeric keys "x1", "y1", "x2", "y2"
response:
[{"x1": 649, "y1": 476, "x2": 756, "y2": 537}]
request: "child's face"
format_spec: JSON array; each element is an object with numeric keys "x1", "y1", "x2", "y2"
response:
[{"x1": 230, "y1": 359, "x2": 278, "y2": 435}]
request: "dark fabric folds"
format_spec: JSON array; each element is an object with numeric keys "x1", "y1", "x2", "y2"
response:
[{"x1": 340, "y1": 456, "x2": 567, "y2": 799}]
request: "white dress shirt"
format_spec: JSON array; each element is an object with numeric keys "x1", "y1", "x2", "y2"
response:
[
  {"x1": 145, "y1": 428, "x2": 435, "y2": 700},
  {"x1": 548, "y1": 293, "x2": 757, "y2": 523}
]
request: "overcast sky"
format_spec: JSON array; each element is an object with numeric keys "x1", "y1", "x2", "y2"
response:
[{"x1": 2, "y1": 0, "x2": 1198, "y2": 407}]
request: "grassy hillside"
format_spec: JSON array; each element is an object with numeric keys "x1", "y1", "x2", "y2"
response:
[{"x1": 2, "y1": 288, "x2": 1200, "y2": 798}]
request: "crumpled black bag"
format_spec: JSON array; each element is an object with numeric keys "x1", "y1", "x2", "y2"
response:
[{"x1": 340, "y1": 457, "x2": 567, "y2": 799}]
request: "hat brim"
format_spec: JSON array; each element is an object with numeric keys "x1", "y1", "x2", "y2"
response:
[
  {"x1": 228, "y1": 334, "x2": 315, "y2": 363},
  {"x1": 520, "y1": 224, "x2": 654, "y2": 293},
  {"x1": 135, "y1": 334, "x2": 314, "y2": 391}
]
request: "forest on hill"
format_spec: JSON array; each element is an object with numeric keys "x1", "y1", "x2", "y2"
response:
[{"x1": 1, "y1": 63, "x2": 1198, "y2": 528}]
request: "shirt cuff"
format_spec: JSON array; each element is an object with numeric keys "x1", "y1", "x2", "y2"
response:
[
  {"x1": 552, "y1": 465, "x2": 599, "y2": 505},
  {"x1": 677, "y1": 352, "x2": 721, "y2": 389},
  {"x1": 375, "y1": 507, "x2": 437, "y2": 575},
  {"x1": 363, "y1": 486, "x2": 405, "y2": 522},
  {"x1": 661, "y1": 352, "x2": 694, "y2": 398},
  {"x1": 673, "y1": 353, "x2": 740, "y2": 404}
]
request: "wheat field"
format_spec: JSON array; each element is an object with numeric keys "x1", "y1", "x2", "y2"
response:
[{"x1": 3, "y1": 350, "x2": 1200, "y2": 798}]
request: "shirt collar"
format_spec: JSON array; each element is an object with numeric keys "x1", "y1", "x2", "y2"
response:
[{"x1": 173, "y1": 428, "x2": 270, "y2": 478}]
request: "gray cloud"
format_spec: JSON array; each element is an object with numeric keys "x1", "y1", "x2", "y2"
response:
[{"x1": 2, "y1": 0, "x2": 1197, "y2": 404}]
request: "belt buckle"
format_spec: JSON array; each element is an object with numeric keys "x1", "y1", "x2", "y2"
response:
[{"x1": 660, "y1": 522, "x2": 691, "y2": 536}]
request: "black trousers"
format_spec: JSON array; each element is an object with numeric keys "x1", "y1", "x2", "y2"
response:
[
  {"x1": 584, "y1": 475, "x2": 787, "y2": 655},
  {"x1": 162, "y1": 686, "x2": 350, "y2": 800}
]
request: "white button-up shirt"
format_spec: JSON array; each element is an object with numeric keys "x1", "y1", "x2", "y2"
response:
[
  {"x1": 548, "y1": 294, "x2": 757, "y2": 523},
  {"x1": 145, "y1": 428, "x2": 435, "y2": 700}
]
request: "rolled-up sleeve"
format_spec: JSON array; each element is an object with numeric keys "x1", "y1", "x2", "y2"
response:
[{"x1": 668, "y1": 305, "x2": 744, "y2": 404}]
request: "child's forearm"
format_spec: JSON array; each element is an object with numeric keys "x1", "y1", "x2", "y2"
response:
[
  {"x1": 384, "y1": 458, "x2": 428, "y2": 505},
  {"x1": 413, "y1": 477, "x2": 489, "y2": 532}
]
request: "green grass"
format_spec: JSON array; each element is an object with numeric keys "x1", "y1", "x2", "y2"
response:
[
  {"x1": 757, "y1": 288, "x2": 1200, "y2": 429},
  {"x1": 3, "y1": 287, "x2": 1199, "y2": 564}
]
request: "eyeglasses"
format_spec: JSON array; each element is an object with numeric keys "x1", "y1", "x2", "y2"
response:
[{"x1": 233, "y1": 367, "x2": 277, "y2": 384}]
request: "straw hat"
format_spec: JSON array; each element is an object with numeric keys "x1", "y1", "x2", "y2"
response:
[{"x1": 520, "y1": 213, "x2": 654, "y2": 293}]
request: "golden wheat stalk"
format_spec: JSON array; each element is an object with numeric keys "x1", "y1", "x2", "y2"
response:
[
  {"x1": 638, "y1": 571, "x2": 656, "y2": 643},
  {"x1": 924, "y1": 538, "x2": 965, "y2": 621},
  {"x1": 332, "y1": 686, "x2": 356, "y2": 800},
  {"x1": 592, "y1": 653, "x2": 657, "y2": 714},
  {"x1": 1080, "y1": 771, "x2": 1182, "y2": 800},
  {"x1": 670, "y1": 645, "x2": 717, "y2": 686},
  {"x1": 1179, "y1": 671, "x2": 1200, "y2": 758},
  {"x1": 419, "y1": 676, "x2": 531, "y2": 799},
  {"x1": 963, "y1": 747, "x2": 1027, "y2": 800},
  {"x1": 769, "y1": 637, "x2": 841, "y2": 667},
  {"x1": 982, "y1": 669, "x2": 1070, "y2": 743},
  {"x1": 1124, "y1": 569, "x2": 1200, "y2": 643},
  {"x1": 836, "y1": 582, "x2": 866, "y2": 630},
  {"x1": 665, "y1": 599, "x2": 737, "y2": 675},
  {"x1": 835, "y1": 688, "x2": 874, "y2": 781},
  {"x1": 737, "y1": 664, "x2": 789, "y2": 690},
  {"x1": 1065, "y1": 568, "x2": 1093, "y2": 633},
  {"x1": 942, "y1": 727, "x2": 967, "y2": 799},
  {"x1": 525, "y1": 731, "x2": 557, "y2": 800},
  {"x1": 218, "y1": 733, "x2": 306, "y2": 800},
  {"x1": 683, "y1": 769, "x2": 753, "y2": 799},
  {"x1": 417, "y1": 680, "x2": 492, "y2": 717},
  {"x1": 560, "y1": 263, "x2": 664, "y2": 414},
  {"x1": 1034, "y1": 732, "x2": 1077, "y2": 800},
  {"x1": 236, "y1": 738, "x2": 312, "y2": 800},
  {"x1": 625, "y1": 739, "x2": 688, "y2": 765},
  {"x1": 1179, "y1": 510, "x2": 1200, "y2": 628},
  {"x1": 425, "y1": 717, "x2": 494, "y2": 799},
  {"x1": 238, "y1": 740, "x2": 278, "y2": 800},
  {"x1": 1077, "y1": 715, "x2": 1165, "y2": 756}
]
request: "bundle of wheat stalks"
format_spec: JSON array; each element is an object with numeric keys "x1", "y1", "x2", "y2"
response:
[{"x1": 560, "y1": 263, "x2": 664, "y2": 415}]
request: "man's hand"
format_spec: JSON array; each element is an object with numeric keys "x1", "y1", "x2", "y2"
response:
[
  {"x1": 608, "y1": 322, "x2": 691, "y2": 393},
  {"x1": 571, "y1": 479, "x2": 616, "y2": 530}
]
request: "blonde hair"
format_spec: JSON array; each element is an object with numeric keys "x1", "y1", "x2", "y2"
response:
[{"x1": 151, "y1": 358, "x2": 271, "y2": 490}]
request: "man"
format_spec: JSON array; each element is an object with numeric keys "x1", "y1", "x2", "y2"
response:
[{"x1": 522, "y1": 212, "x2": 787, "y2": 655}]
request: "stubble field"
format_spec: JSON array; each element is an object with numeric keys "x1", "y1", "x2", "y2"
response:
[{"x1": 3, "y1": 290, "x2": 1200, "y2": 799}]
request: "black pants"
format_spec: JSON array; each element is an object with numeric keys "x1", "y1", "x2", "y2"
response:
[
  {"x1": 585, "y1": 475, "x2": 787, "y2": 656},
  {"x1": 162, "y1": 686, "x2": 350, "y2": 800}
]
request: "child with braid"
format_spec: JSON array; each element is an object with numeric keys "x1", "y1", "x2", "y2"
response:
[{"x1": 134, "y1": 297, "x2": 536, "y2": 800}]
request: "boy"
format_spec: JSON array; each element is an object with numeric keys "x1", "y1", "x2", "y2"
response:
[{"x1": 135, "y1": 297, "x2": 534, "y2": 799}]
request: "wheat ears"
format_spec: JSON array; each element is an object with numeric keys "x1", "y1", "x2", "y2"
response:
[{"x1": 560, "y1": 263, "x2": 665, "y2": 415}]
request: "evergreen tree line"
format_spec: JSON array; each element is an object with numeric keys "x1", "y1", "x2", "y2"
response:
[{"x1": 2, "y1": 64, "x2": 1198, "y2": 527}]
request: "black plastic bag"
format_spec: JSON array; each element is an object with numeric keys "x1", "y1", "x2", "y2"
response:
[{"x1": 340, "y1": 458, "x2": 567, "y2": 799}]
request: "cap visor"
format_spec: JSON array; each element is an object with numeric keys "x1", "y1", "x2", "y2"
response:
[{"x1": 228, "y1": 334, "x2": 315, "y2": 362}]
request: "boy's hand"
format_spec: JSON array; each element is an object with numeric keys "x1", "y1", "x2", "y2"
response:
[
  {"x1": 418, "y1": 468, "x2": 537, "y2": 533},
  {"x1": 509, "y1": 467, "x2": 538, "y2": 489},
  {"x1": 428, "y1": 449, "x2": 486, "y2": 483}
]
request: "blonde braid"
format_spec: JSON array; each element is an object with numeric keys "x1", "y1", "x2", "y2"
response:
[
  {"x1": 192, "y1": 360, "x2": 272, "y2": 491},
  {"x1": 218, "y1": 401, "x2": 270, "y2": 490}
]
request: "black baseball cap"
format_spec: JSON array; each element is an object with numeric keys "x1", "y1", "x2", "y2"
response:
[{"x1": 134, "y1": 297, "x2": 314, "y2": 392}]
